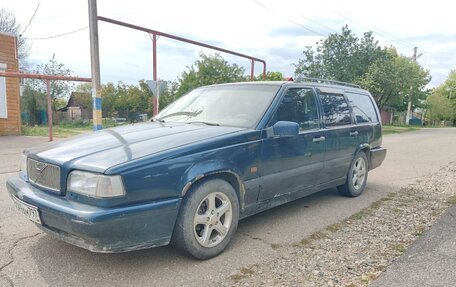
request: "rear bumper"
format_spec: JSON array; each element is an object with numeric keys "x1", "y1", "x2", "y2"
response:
[
  {"x1": 370, "y1": 147, "x2": 387, "y2": 170},
  {"x1": 7, "y1": 176, "x2": 181, "y2": 253}
]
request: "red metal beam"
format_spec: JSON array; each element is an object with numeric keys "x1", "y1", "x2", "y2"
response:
[
  {"x1": 97, "y1": 16, "x2": 267, "y2": 79},
  {"x1": 0, "y1": 71, "x2": 92, "y2": 141},
  {"x1": 0, "y1": 71, "x2": 91, "y2": 82}
]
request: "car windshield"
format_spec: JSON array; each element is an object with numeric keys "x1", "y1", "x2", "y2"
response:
[{"x1": 156, "y1": 84, "x2": 280, "y2": 128}]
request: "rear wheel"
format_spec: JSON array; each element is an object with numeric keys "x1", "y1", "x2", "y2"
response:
[
  {"x1": 338, "y1": 151, "x2": 368, "y2": 197},
  {"x1": 173, "y1": 179, "x2": 239, "y2": 259}
]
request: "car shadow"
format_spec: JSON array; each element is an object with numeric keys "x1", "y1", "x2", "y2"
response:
[{"x1": 28, "y1": 186, "x2": 384, "y2": 285}]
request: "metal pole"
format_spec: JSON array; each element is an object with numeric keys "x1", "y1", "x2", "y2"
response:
[
  {"x1": 152, "y1": 34, "x2": 159, "y2": 116},
  {"x1": 45, "y1": 80, "x2": 53, "y2": 142},
  {"x1": 88, "y1": 0, "x2": 102, "y2": 130},
  {"x1": 97, "y1": 16, "x2": 268, "y2": 81},
  {"x1": 262, "y1": 62, "x2": 266, "y2": 80},
  {"x1": 250, "y1": 60, "x2": 255, "y2": 81}
]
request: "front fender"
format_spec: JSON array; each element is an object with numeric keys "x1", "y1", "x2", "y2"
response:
[{"x1": 179, "y1": 160, "x2": 246, "y2": 209}]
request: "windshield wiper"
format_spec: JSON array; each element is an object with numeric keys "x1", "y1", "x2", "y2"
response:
[
  {"x1": 151, "y1": 118, "x2": 165, "y2": 123},
  {"x1": 187, "y1": 121, "x2": 220, "y2": 126},
  {"x1": 158, "y1": 111, "x2": 202, "y2": 120}
]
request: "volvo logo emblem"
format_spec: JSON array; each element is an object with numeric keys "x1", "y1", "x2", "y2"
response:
[{"x1": 34, "y1": 162, "x2": 48, "y2": 182}]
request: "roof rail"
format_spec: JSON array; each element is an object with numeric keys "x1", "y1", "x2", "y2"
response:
[{"x1": 294, "y1": 77, "x2": 361, "y2": 89}]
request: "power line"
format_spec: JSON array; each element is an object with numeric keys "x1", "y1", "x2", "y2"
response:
[
  {"x1": 24, "y1": 26, "x2": 88, "y2": 40},
  {"x1": 320, "y1": 3, "x2": 415, "y2": 50},
  {"x1": 298, "y1": 15, "x2": 338, "y2": 34},
  {"x1": 334, "y1": 5, "x2": 415, "y2": 49},
  {"x1": 20, "y1": 0, "x2": 41, "y2": 36},
  {"x1": 251, "y1": 0, "x2": 327, "y2": 37}
]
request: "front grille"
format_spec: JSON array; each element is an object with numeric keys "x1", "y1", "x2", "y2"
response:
[{"x1": 27, "y1": 158, "x2": 61, "y2": 192}]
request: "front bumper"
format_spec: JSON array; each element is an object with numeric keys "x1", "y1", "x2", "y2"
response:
[
  {"x1": 7, "y1": 176, "x2": 181, "y2": 253},
  {"x1": 370, "y1": 147, "x2": 387, "y2": 170}
]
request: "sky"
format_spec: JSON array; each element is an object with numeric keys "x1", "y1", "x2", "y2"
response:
[{"x1": 2, "y1": 0, "x2": 455, "y2": 88}]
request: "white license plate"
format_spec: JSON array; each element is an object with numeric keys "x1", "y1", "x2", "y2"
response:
[{"x1": 12, "y1": 195, "x2": 42, "y2": 225}]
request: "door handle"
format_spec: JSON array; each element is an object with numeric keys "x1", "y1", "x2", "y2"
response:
[
  {"x1": 313, "y1": 136, "x2": 325, "y2": 143},
  {"x1": 349, "y1": 131, "x2": 358, "y2": 136}
]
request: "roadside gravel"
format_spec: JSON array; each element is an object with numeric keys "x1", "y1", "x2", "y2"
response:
[{"x1": 220, "y1": 163, "x2": 456, "y2": 287}]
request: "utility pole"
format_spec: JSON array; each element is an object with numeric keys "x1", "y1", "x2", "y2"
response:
[
  {"x1": 88, "y1": 0, "x2": 102, "y2": 130},
  {"x1": 152, "y1": 34, "x2": 158, "y2": 116},
  {"x1": 406, "y1": 47, "x2": 422, "y2": 125}
]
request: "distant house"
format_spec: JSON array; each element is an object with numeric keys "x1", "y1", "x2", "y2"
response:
[
  {"x1": 380, "y1": 109, "x2": 393, "y2": 125},
  {"x1": 58, "y1": 92, "x2": 92, "y2": 122},
  {"x1": 0, "y1": 32, "x2": 21, "y2": 135}
]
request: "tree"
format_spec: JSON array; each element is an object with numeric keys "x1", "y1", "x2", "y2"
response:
[
  {"x1": 21, "y1": 86, "x2": 46, "y2": 125},
  {"x1": 357, "y1": 48, "x2": 431, "y2": 111},
  {"x1": 255, "y1": 71, "x2": 284, "y2": 81},
  {"x1": 26, "y1": 54, "x2": 75, "y2": 110},
  {"x1": 294, "y1": 26, "x2": 431, "y2": 112},
  {"x1": 294, "y1": 25, "x2": 387, "y2": 83},
  {"x1": 0, "y1": 8, "x2": 30, "y2": 67},
  {"x1": 177, "y1": 53, "x2": 246, "y2": 96},
  {"x1": 427, "y1": 70, "x2": 456, "y2": 125}
]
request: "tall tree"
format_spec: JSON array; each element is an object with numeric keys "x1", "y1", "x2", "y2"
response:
[
  {"x1": 294, "y1": 25, "x2": 387, "y2": 83},
  {"x1": 0, "y1": 8, "x2": 30, "y2": 68},
  {"x1": 295, "y1": 26, "x2": 430, "y2": 111},
  {"x1": 26, "y1": 54, "x2": 74, "y2": 110},
  {"x1": 177, "y1": 53, "x2": 245, "y2": 96}
]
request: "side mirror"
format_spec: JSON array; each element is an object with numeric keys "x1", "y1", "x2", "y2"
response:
[{"x1": 270, "y1": 121, "x2": 299, "y2": 137}]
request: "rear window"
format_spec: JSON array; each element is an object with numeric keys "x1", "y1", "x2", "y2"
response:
[{"x1": 345, "y1": 92, "x2": 379, "y2": 123}]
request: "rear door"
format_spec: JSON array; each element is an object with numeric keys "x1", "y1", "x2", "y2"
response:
[
  {"x1": 345, "y1": 92, "x2": 380, "y2": 148},
  {"x1": 317, "y1": 88, "x2": 357, "y2": 184},
  {"x1": 258, "y1": 87, "x2": 325, "y2": 201}
]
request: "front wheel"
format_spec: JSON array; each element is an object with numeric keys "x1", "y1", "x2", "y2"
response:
[
  {"x1": 173, "y1": 179, "x2": 239, "y2": 259},
  {"x1": 338, "y1": 152, "x2": 368, "y2": 197}
]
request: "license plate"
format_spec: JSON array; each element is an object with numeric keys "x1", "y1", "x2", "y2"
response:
[{"x1": 12, "y1": 195, "x2": 42, "y2": 225}]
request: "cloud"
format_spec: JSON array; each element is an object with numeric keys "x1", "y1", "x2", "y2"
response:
[{"x1": 404, "y1": 33, "x2": 456, "y2": 43}]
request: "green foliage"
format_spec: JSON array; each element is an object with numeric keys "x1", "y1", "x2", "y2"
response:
[
  {"x1": 25, "y1": 54, "x2": 75, "y2": 110},
  {"x1": 295, "y1": 26, "x2": 431, "y2": 112},
  {"x1": 75, "y1": 83, "x2": 92, "y2": 94},
  {"x1": 158, "y1": 80, "x2": 180, "y2": 110},
  {"x1": 295, "y1": 25, "x2": 387, "y2": 83},
  {"x1": 177, "y1": 53, "x2": 246, "y2": 96},
  {"x1": 427, "y1": 70, "x2": 456, "y2": 124},
  {"x1": 357, "y1": 48, "x2": 431, "y2": 110},
  {"x1": 255, "y1": 71, "x2": 284, "y2": 81},
  {"x1": 21, "y1": 86, "x2": 46, "y2": 125}
]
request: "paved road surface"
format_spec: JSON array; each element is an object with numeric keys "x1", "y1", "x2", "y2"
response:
[
  {"x1": 372, "y1": 204, "x2": 456, "y2": 287},
  {"x1": 0, "y1": 128, "x2": 455, "y2": 286}
]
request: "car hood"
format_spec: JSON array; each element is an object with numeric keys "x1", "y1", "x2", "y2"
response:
[{"x1": 27, "y1": 122, "x2": 245, "y2": 173}]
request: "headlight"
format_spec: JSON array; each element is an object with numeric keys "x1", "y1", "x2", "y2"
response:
[
  {"x1": 20, "y1": 154, "x2": 27, "y2": 176},
  {"x1": 67, "y1": 170, "x2": 125, "y2": 198}
]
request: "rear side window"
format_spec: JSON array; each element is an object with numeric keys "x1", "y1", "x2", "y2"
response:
[
  {"x1": 318, "y1": 93, "x2": 352, "y2": 127},
  {"x1": 345, "y1": 92, "x2": 379, "y2": 123}
]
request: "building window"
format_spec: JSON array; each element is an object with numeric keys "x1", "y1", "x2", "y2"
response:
[{"x1": 0, "y1": 63, "x2": 7, "y2": 118}]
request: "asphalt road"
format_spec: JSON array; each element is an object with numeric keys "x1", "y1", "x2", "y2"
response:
[
  {"x1": 371, "y1": 204, "x2": 456, "y2": 287},
  {"x1": 0, "y1": 128, "x2": 455, "y2": 286}
]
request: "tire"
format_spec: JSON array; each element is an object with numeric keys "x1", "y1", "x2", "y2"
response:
[
  {"x1": 173, "y1": 179, "x2": 240, "y2": 260},
  {"x1": 338, "y1": 151, "x2": 369, "y2": 197}
]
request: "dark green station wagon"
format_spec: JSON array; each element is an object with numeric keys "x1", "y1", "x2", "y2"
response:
[{"x1": 7, "y1": 78, "x2": 386, "y2": 259}]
